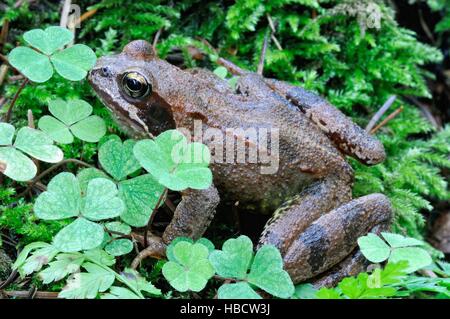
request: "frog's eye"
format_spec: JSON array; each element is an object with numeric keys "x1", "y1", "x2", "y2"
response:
[{"x1": 121, "y1": 72, "x2": 151, "y2": 98}]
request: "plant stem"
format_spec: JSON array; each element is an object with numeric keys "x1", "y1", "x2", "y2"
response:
[
  {"x1": 4, "y1": 78, "x2": 28, "y2": 123},
  {"x1": 17, "y1": 159, "x2": 94, "y2": 198},
  {"x1": 144, "y1": 188, "x2": 168, "y2": 247}
]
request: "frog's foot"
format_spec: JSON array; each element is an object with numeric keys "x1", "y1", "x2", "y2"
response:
[
  {"x1": 130, "y1": 235, "x2": 167, "y2": 270},
  {"x1": 259, "y1": 193, "x2": 392, "y2": 284}
]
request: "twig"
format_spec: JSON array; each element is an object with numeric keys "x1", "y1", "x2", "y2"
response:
[
  {"x1": 144, "y1": 188, "x2": 168, "y2": 247},
  {"x1": 105, "y1": 228, "x2": 132, "y2": 240},
  {"x1": 365, "y1": 95, "x2": 396, "y2": 132},
  {"x1": 0, "y1": 19, "x2": 9, "y2": 48},
  {"x1": 0, "y1": 64, "x2": 8, "y2": 86},
  {"x1": 3, "y1": 290, "x2": 59, "y2": 299},
  {"x1": 4, "y1": 78, "x2": 29, "y2": 123},
  {"x1": 152, "y1": 28, "x2": 163, "y2": 52},
  {"x1": 257, "y1": 29, "x2": 271, "y2": 75},
  {"x1": 267, "y1": 15, "x2": 282, "y2": 50},
  {"x1": 418, "y1": 9, "x2": 435, "y2": 44},
  {"x1": 370, "y1": 106, "x2": 404, "y2": 134},
  {"x1": 74, "y1": 8, "x2": 98, "y2": 26},
  {"x1": 27, "y1": 109, "x2": 35, "y2": 128},
  {"x1": 406, "y1": 96, "x2": 440, "y2": 129},
  {"x1": 60, "y1": 0, "x2": 72, "y2": 28},
  {"x1": 0, "y1": 270, "x2": 18, "y2": 290}
]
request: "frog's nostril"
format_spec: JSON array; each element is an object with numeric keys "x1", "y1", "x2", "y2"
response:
[{"x1": 101, "y1": 66, "x2": 112, "y2": 77}]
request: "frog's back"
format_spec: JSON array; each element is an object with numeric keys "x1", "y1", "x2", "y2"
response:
[{"x1": 183, "y1": 79, "x2": 350, "y2": 212}]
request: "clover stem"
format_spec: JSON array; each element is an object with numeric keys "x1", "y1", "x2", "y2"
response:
[
  {"x1": 16, "y1": 158, "x2": 94, "y2": 198},
  {"x1": 144, "y1": 188, "x2": 168, "y2": 247},
  {"x1": 4, "y1": 77, "x2": 28, "y2": 123}
]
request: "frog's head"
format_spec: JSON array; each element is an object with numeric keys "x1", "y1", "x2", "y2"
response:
[{"x1": 89, "y1": 40, "x2": 177, "y2": 137}]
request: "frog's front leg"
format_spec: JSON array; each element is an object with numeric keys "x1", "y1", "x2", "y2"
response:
[
  {"x1": 264, "y1": 79, "x2": 386, "y2": 165},
  {"x1": 162, "y1": 185, "x2": 220, "y2": 244},
  {"x1": 260, "y1": 192, "x2": 391, "y2": 284}
]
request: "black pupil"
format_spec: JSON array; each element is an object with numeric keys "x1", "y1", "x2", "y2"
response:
[{"x1": 127, "y1": 77, "x2": 143, "y2": 92}]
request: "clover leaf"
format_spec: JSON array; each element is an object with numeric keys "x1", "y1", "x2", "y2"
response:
[
  {"x1": 8, "y1": 26, "x2": 96, "y2": 82},
  {"x1": 162, "y1": 241, "x2": 215, "y2": 292},
  {"x1": 105, "y1": 239, "x2": 133, "y2": 257},
  {"x1": 38, "y1": 99, "x2": 106, "y2": 143},
  {"x1": 209, "y1": 235, "x2": 295, "y2": 299},
  {"x1": 134, "y1": 129, "x2": 213, "y2": 191},
  {"x1": 34, "y1": 172, "x2": 125, "y2": 252},
  {"x1": 166, "y1": 237, "x2": 214, "y2": 262},
  {"x1": 357, "y1": 233, "x2": 391, "y2": 263},
  {"x1": 102, "y1": 222, "x2": 134, "y2": 256},
  {"x1": 209, "y1": 235, "x2": 253, "y2": 280},
  {"x1": 99, "y1": 138, "x2": 141, "y2": 181},
  {"x1": 357, "y1": 232, "x2": 432, "y2": 273},
  {"x1": 79, "y1": 137, "x2": 165, "y2": 227},
  {"x1": 0, "y1": 123, "x2": 63, "y2": 181},
  {"x1": 247, "y1": 245, "x2": 295, "y2": 299}
]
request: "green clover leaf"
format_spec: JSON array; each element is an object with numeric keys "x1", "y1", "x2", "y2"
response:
[
  {"x1": 50, "y1": 44, "x2": 97, "y2": 81},
  {"x1": 118, "y1": 174, "x2": 165, "y2": 227},
  {"x1": 34, "y1": 172, "x2": 81, "y2": 220},
  {"x1": 0, "y1": 123, "x2": 63, "y2": 181},
  {"x1": 380, "y1": 232, "x2": 425, "y2": 248},
  {"x1": 209, "y1": 235, "x2": 253, "y2": 280},
  {"x1": 210, "y1": 235, "x2": 295, "y2": 299},
  {"x1": 8, "y1": 47, "x2": 53, "y2": 82},
  {"x1": 134, "y1": 129, "x2": 213, "y2": 191},
  {"x1": 23, "y1": 26, "x2": 73, "y2": 55},
  {"x1": 81, "y1": 137, "x2": 165, "y2": 227},
  {"x1": 162, "y1": 241, "x2": 215, "y2": 292},
  {"x1": 53, "y1": 217, "x2": 105, "y2": 252},
  {"x1": 104, "y1": 239, "x2": 133, "y2": 257},
  {"x1": 357, "y1": 233, "x2": 391, "y2": 263},
  {"x1": 8, "y1": 26, "x2": 96, "y2": 83},
  {"x1": 104, "y1": 222, "x2": 132, "y2": 237},
  {"x1": 99, "y1": 138, "x2": 141, "y2": 181},
  {"x1": 34, "y1": 172, "x2": 125, "y2": 252},
  {"x1": 247, "y1": 245, "x2": 295, "y2": 299},
  {"x1": 38, "y1": 99, "x2": 106, "y2": 143},
  {"x1": 358, "y1": 232, "x2": 432, "y2": 273}
]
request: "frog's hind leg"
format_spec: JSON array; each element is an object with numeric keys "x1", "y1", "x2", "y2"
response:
[
  {"x1": 310, "y1": 224, "x2": 389, "y2": 288},
  {"x1": 264, "y1": 193, "x2": 391, "y2": 284},
  {"x1": 259, "y1": 167, "x2": 354, "y2": 255},
  {"x1": 264, "y1": 78, "x2": 386, "y2": 165}
]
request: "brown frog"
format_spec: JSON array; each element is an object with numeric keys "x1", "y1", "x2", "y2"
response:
[{"x1": 89, "y1": 40, "x2": 392, "y2": 286}]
